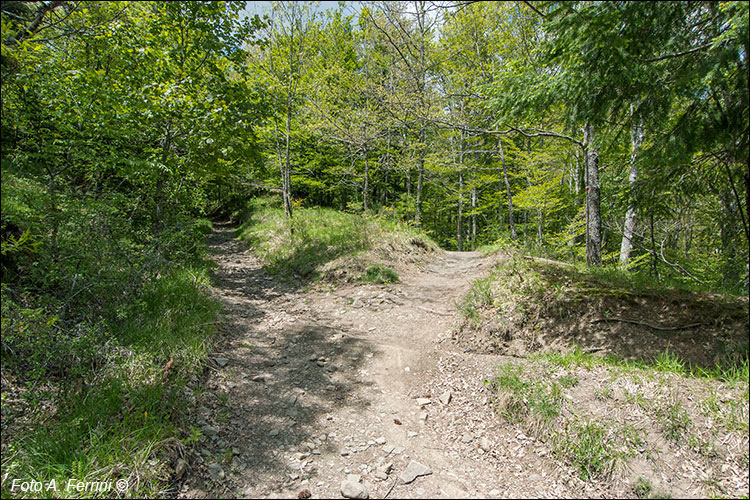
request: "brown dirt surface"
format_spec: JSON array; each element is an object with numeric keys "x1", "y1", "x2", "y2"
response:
[{"x1": 175, "y1": 223, "x2": 749, "y2": 499}]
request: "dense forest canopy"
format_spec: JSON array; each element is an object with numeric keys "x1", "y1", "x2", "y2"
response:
[{"x1": 2, "y1": 0, "x2": 747, "y2": 295}]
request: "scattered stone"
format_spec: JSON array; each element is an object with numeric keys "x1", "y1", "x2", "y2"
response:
[
  {"x1": 297, "y1": 488, "x2": 312, "y2": 499},
  {"x1": 393, "y1": 418, "x2": 402, "y2": 425},
  {"x1": 252, "y1": 374, "x2": 271, "y2": 383},
  {"x1": 207, "y1": 464, "x2": 225, "y2": 481},
  {"x1": 489, "y1": 489, "x2": 501, "y2": 497},
  {"x1": 479, "y1": 437, "x2": 491, "y2": 452},
  {"x1": 202, "y1": 425, "x2": 219, "y2": 437},
  {"x1": 174, "y1": 459, "x2": 188, "y2": 479},
  {"x1": 460, "y1": 433, "x2": 473, "y2": 444},
  {"x1": 340, "y1": 475, "x2": 369, "y2": 499},
  {"x1": 416, "y1": 397, "x2": 431, "y2": 406},
  {"x1": 341, "y1": 450, "x2": 350, "y2": 456},
  {"x1": 407, "y1": 431, "x2": 418, "y2": 438},
  {"x1": 269, "y1": 429, "x2": 280, "y2": 437},
  {"x1": 439, "y1": 390, "x2": 452, "y2": 405},
  {"x1": 374, "y1": 462, "x2": 393, "y2": 480},
  {"x1": 326, "y1": 385, "x2": 336, "y2": 391},
  {"x1": 399, "y1": 461, "x2": 432, "y2": 484},
  {"x1": 326, "y1": 414, "x2": 333, "y2": 420},
  {"x1": 418, "y1": 411, "x2": 428, "y2": 422},
  {"x1": 212, "y1": 356, "x2": 229, "y2": 367},
  {"x1": 375, "y1": 436, "x2": 386, "y2": 445}
]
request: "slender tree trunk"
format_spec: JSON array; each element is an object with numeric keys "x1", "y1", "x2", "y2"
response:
[
  {"x1": 363, "y1": 146, "x2": 369, "y2": 212},
  {"x1": 457, "y1": 130, "x2": 464, "y2": 251},
  {"x1": 650, "y1": 211, "x2": 658, "y2": 278},
  {"x1": 283, "y1": 97, "x2": 293, "y2": 219},
  {"x1": 583, "y1": 123, "x2": 602, "y2": 267},
  {"x1": 471, "y1": 169, "x2": 477, "y2": 250},
  {"x1": 497, "y1": 171, "x2": 503, "y2": 234},
  {"x1": 498, "y1": 136, "x2": 517, "y2": 241},
  {"x1": 457, "y1": 169, "x2": 463, "y2": 252},
  {"x1": 416, "y1": 126, "x2": 424, "y2": 225},
  {"x1": 619, "y1": 107, "x2": 644, "y2": 267}
]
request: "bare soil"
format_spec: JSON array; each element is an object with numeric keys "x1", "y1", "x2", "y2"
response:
[{"x1": 175, "y1": 223, "x2": 748, "y2": 499}]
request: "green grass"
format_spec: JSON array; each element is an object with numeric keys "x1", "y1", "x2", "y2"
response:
[
  {"x1": 1, "y1": 266, "x2": 219, "y2": 498},
  {"x1": 658, "y1": 400, "x2": 692, "y2": 442},
  {"x1": 555, "y1": 420, "x2": 621, "y2": 481},
  {"x1": 360, "y1": 265, "x2": 399, "y2": 284},
  {"x1": 459, "y1": 276, "x2": 494, "y2": 323},
  {"x1": 538, "y1": 345, "x2": 749, "y2": 385},
  {"x1": 238, "y1": 197, "x2": 436, "y2": 280},
  {"x1": 486, "y1": 362, "x2": 563, "y2": 430}
]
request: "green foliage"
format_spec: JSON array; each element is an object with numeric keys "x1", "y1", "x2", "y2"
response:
[
  {"x1": 360, "y1": 265, "x2": 399, "y2": 284},
  {"x1": 658, "y1": 400, "x2": 692, "y2": 443},
  {"x1": 555, "y1": 421, "x2": 620, "y2": 481},
  {"x1": 238, "y1": 197, "x2": 435, "y2": 280}
]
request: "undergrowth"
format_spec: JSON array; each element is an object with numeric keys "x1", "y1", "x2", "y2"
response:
[
  {"x1": 237, "y1": 197, "x2": 436, "y2": 281},
  {"x1": 1, "y1": 184, "x2": 219, "y2": 498}
]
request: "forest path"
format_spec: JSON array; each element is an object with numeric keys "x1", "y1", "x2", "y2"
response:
[{"x1": 178, "y1": 222, "x2": 590, "y2": 499}]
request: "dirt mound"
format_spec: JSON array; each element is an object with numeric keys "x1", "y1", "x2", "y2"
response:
[{"x1": 452, "y1": 257, "x2": 749, "y2": 371}]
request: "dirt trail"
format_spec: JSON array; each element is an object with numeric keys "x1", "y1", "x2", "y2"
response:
[{"x1": 177, "y1": 223, "x2": 621, "y2": 499}]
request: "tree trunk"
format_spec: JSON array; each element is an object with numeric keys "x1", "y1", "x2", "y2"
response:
[
  {"x1": 416, "y1": 126, "x2": 424, "y2": 225},
  {"x1": 283, "y1": 98, "x2": 293, "y2": 219},
  {"x1": 619, "y1": 107, "x2": 643, "y2": 267},
  {"x1": 498, "y1": 136, "x2": 517, "y2": 241},
  {"x1": 471, "y1": 169, "x2": 477, "y2": 250},
  {"x1": 583, "y1": 123, "x2": 601, "y2": 267},
  {"x1": 363, "y1": 146, "x2": 369, "y2": 212},
  {"x1": 457, "y1": 169, "x2": 463, "y2": 251},
  {"x1": 457, "y1": 130, "x2": 464, "y2": 251}
]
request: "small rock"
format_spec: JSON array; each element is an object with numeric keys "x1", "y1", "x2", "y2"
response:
[
  {"x1": 399, "y1": 461, "x2": 432, "y2": 484},
  {"x1": 202, "y1": 425, "x2": 219, "y2": 437},
  {"x1": 407, "y1": 431, "x2": 418, "y2": 438},
  {"x1": 252, "y1": 374, "x2": 271, "y2": 383},
  {"x1": 418, "y1": 411, "x2": 428, "y2": 422},
  {"x1": 439, "y1": 390, "x2": 452, "y2": 405},
  {"x1": 341, "y1": 450, "x2": 350, "y2": 456},
  {"x1": 269, "y1": 429, "x2": 280, "y2": 437},
  {"x1": 489, "y1": 489, "x2": 501, "y2": 497},
  {"x1": 297, "y1": 488, "x2": 312, "y2": 499},
  {"x1": 416, "y1": 398, "x2": 431, "y2": 406},
  {"x1": 479, "y1": 437, "x2": 491, "y2": 452},
  {"x1": 207, "y1": 464, "x2": 225, "y2": 481},
  {"x1": 212, "y1": 356, "x2": 229, "y2": 367},
  {"x1": 461, "y1": 433, "x2": 473, "y2": 444},
  {"x1": 341, "y1": 477, "x2": 369, "y2": 499},
  {"x1": 375, "y1": 437, "x2": 386, "y2": 445},
  {"x1": 174, "y1": 459, "x2": 188, "y2": 479}
]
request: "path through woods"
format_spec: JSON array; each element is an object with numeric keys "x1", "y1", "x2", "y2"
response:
[{"x1": 177, "y1": 223, "x2": 623, "y2": 498}]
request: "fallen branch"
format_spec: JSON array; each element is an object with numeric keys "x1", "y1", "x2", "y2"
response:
[
  {"x1": 382, "y1": 477, "x2": 398, "y2": 499},
  {"x1": 593, "y1": 318, "x2": 704, "y2": 331}
]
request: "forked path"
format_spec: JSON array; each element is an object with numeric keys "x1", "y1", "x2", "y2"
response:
[{"x1": 178, "y1": 223, "x2": 610, "y2": 499}]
